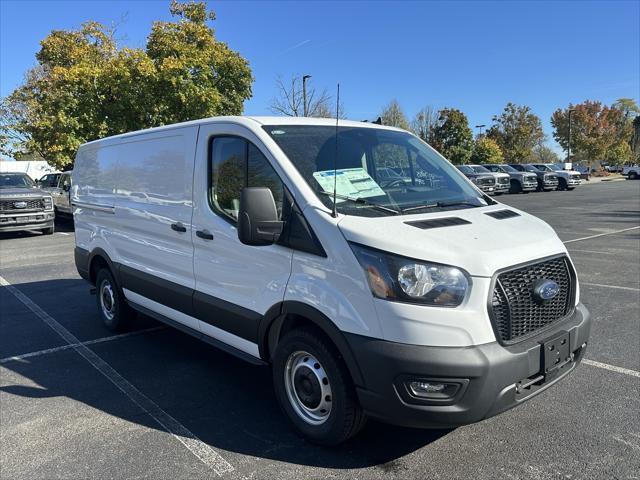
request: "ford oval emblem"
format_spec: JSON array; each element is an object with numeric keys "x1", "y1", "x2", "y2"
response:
[
  {"x1": 533, "y1": 279, "x2": 560, "y2": 302},
  {"x1": 13, "y1": 201, "x2": 28, "y2": 209}
]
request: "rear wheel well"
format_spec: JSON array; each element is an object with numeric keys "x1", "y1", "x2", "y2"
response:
[{"x1": 89, "y1": 255, "x2": 110, "y2": 285}]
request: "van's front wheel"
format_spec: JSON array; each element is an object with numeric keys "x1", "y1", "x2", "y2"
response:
[{"x1": 272, "y1": 328, "x2": 367, "y2": 445}]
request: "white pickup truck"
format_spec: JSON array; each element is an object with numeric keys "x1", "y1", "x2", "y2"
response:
[{"x1": 622, "y1": 165, "x2": 639, "y2": 180}]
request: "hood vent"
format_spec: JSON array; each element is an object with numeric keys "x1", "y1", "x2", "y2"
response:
[
  {"x1": 485, "y1": 209, "x2": 520, "y2": 220},
  {"x1": 405, "y1": 217, "x2": 471, "y2": 230}
]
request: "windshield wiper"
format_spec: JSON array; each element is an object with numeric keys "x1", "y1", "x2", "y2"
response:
[
  {"x1": 401, "y1": 200, "x2": 482, "y2": 214},
  {"x1": 317, "y1": 191, "x2": 401, "y2": 215}
]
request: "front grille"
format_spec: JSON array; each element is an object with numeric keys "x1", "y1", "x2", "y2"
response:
[
  {"x1": 489, "y1": 256, "x2": 575, "y2": 343},
  {"x1": 0, "y1": 199, "x2": 45, "y2": 212},
  {"x1": 571, "y1": 174, "x2": 581, "y2": 180},
  {"x1": 478, "y1": 177, "x2": 496, "y2": 186}
]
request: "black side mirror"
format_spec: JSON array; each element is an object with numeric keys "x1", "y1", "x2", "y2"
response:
[
  {"x1": 238, "y1": 187, "x2": 284, "y2": 246},
  {"x1": 63, "y1": 183, "x2": 70, "y2": 192}
]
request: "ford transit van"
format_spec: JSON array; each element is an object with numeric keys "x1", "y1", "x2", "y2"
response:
[{"x1": 73, "y1": 117, "x2": 590, "y2": 445}]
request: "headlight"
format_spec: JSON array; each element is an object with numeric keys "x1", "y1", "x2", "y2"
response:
[
  {"x1": 43, "y1": 196, "x2": 53, "y2": 210},
  {"x1": 349, "y1": 243, "x2": 470, "y2": 307}
]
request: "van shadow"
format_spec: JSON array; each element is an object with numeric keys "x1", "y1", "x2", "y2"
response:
[{"x1": 1, "y1": 278, "x2": 450, "y2": 469}]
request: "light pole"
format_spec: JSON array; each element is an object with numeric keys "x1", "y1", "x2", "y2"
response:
[
  {"x1": 302, "y1": 75, "x2": 311, "y2": 117},
  {"x1": 475, "y1": 124, "x2": 486, "y2": 137},
  {"x1": 568, "y1": 109, "x2": 575, "y2": 163}
]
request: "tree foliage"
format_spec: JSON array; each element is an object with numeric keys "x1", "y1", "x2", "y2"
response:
[
  {"x1": 528, "y1": 144, "x2": 560, "y2": 164},
  {"x1": 430, "y1": 108, "x2": 474, "y2": 164},
  {"x1": 0, "y1": 1, "x2": 253, "y2": 169},
  {"x1": 486, "y1": 103, "x2": 544, "y2": 163},
  {"x1": 379, "y1": 99, "x2": 410, "y2": 130},
  {"x1": 471, "y1": 137, "x2": 503, "y2": 164},
  {"x1": 410, "y1": 106, "x2": 438, "y2": 144},
  {"x1": 551, "y1": 99, "x2": 634, "y2": 164}
]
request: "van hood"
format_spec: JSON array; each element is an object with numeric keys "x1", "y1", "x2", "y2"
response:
[{"x1": 337, "y1": 205, "x2": 566, "y2": 277}]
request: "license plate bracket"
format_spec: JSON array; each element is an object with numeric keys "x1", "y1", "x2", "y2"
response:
[{"x1": 540, "y1": 331, "x2": 571, "y2": 378}]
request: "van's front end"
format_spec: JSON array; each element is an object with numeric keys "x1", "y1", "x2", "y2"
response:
[{"x1": 262, "y1": 120, "x2": 590, "y2": 435}]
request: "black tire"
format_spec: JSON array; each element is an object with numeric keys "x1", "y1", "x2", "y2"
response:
[
  {"x1": 566, "y1": 187, "x2": 575, "y2": 191},
  {"x1": 558, "y1": 178, "x2": 567, "y2": 191},
  {"x1": 95, "y1": 268, "x2": 132, "y2": 332},
  {"x1": 272, "y1": 327, "x2": 367, "y2": 446},
  {"x1": 629, "y1": 171, "x2": 638, "y2": 180},
  {"x1": 41, "y1": 225, "x2": 54, "y2": 235},
  {"x1": 510, "y1": 180, "x2": 522, "y2": 194}
]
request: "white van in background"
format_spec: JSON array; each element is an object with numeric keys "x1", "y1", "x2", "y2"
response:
[{"x1": 73, "y1": 117, "x2": 590, "y2": 445}]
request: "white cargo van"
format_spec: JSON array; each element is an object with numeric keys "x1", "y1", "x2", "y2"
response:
[{"x1": 73, "y1": 117, "x2": 590, "y2": 445}]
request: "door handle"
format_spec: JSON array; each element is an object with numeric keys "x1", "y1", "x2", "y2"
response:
[
  {"x1": 196, "y1": 229, "x2": 214, "y2": 240},
  {"x1": 171, "y1": 222, "x2": 187, "y2": 233}
]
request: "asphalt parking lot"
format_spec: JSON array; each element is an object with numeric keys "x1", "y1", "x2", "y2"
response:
[{"x1": 1, "y1": 181, "x2": 639, "y2": 480}]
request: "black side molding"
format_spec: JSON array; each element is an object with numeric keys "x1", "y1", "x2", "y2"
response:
[
  {"x1": 405, "y1": 217, "x2": 471, "y2": 230},
  {"x1": 484, "y1": 210, "x2": 520, "y2": 220}
]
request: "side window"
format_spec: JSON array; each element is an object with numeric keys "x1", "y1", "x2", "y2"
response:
[
  {"x1": 61, "y1": 174, "x2": 71, "y2": 189},
  {"x1": 210, "y1": 137, "x2": 284, "y2": 222},
  {"x1": 247, "y1": 143, "x2": 284, "y2": 218}
]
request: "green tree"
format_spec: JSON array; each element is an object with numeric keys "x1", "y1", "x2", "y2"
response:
[
  {"x1": 528, "y1": 144, "x2": 561, "y2": 164},
  {"x1": 471, "y1": 137, "x2": 503, "y2": 164},
  {"x1": 486, "y1": 103, "x2": 544, "y2": 163},
  {"x1": 379, "y1": 99, "x2": 410, "y2": 130},
  {"x1": 430, "y1": 108, "x2": 474, "y2": 164},
  {"x1": 551, "y1": 100, "x2": 633, "y2": 164},
  {"x1": 0, "y1": 1, "x2": 253, "y2": 169}
]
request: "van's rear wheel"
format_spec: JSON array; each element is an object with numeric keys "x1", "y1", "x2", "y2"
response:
[
  {"x1": 272, "y1": 328, "x2": 367, "y2": 445},
  {"x1": 95, "y1": 268, "x2": 131, "y2": 332}
]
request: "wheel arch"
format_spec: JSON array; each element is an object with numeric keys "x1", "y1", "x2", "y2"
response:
[
  {"x1": 259, "y1": 301, "x2": 365, "y2": 387},
  {"x1": 87, "y1": 248, "x2": 120, "y2": 285}
]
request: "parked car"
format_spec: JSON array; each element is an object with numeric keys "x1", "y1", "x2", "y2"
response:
[
  {"x1": 533, "y1": 163, "x2": 581, "y2": 191},
  {"x1": 509, "y1": 164, "x2": 559, "y2": 191},
  {"x1": 455, "y1": 164, "x2": 497, "y2": 194},
  {"x1": 467, "y1": 164, "x2": 510, "y2": 195},
  {"x1": 39, "y1": 170, "x2": 72, "y2": 215},
  {"x1": 0, "y1": 172, "x2": 55, "y2": 234},
  {"x1": 622, "y1": 165, "x2": 640, "y2": 180},
  {"x1": 573, "y1": 165, "x2": 591, "y2": 180},
  {"x1": 73, "y1": 117, "x2": 590, "y2": 445},
  {"x1": 484, "y1": 164, "x2": 538, "y2": 193}
]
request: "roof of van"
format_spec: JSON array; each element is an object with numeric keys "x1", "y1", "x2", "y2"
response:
[{"x1": 80, "y1": 116, "x2": 405, "y2": 147}]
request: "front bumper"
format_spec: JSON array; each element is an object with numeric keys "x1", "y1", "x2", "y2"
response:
[
  {"x1": 477, "y1": 184, "x2": 496, "y2": 193},
  {"x1": 494, "y1": 183, "x2": 510, "y2": 193},
  {"x1": 567, "y1": 178, "x2": 581, "y2": 186},
  {"x1": 542, "y1": 179, "x2": 559, "y2": 189},
  {"x1": 522, "y1": 181, "x2": 538, "y2": 191},
  {"x1": 0, "y1": 212, "x2": 54, "y2": 232},
  {"x1": 346, "y1": 303, "x2": 590, "y2": 428}
]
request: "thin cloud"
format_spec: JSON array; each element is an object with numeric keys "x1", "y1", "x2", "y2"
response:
[{"x1": 277, "y1": 39, "x2": 311, "y2": 56}]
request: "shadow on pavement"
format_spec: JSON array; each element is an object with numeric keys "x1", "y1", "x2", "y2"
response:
[{"x1": 1, "y1": 278, "x2": 450, "y2": 469}]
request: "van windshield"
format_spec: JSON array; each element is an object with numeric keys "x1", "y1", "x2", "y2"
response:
[{"x1": 264, "y1": 125, "x2": 486, "y2": 216}]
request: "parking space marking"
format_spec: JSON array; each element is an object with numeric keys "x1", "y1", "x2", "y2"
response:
[
  {"x1": 581, "y1": 282, "x2": 640, "y2": 292},
  {"x1": 563, "y1": 226, "x2": 640, "y2": 244},
  {"x1": 583, "y1": 359, "x2": 640, "y2": 378},
  {"x1": 56, "y1": 232, "x2": 71, "y2": 236},
  {"x1": 0, "y1": 275, "x2": 234, "y2": 476},
  {"x1": 567, "y1": 248, "x2": 622, "y2": 255},
  {"x1": 0, "y1": 326, "x2": 167, "y2": 365}
]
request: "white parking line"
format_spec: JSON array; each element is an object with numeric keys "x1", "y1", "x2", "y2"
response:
[
  {"x1": 563, "y1": 226, "x2": 640, "y2": 244},
  {"x1": 0, "y1": 326, "x2": 167, "y2": 365},
  {"x1": 583, "y1": 359, "x2": 640, "y2": 378},
  {"x1": 56, "y1": 232, "x2": 71, "y2": 236},
  {"x1": 0, "y1": 275, "x2": 234, "y2": 476},
  {"x1": 581, "y1": 282, "x2": 640, "y2": 292}
]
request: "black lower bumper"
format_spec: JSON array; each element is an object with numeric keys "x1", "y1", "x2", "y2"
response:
[{"x1": 345, "y1": 303, "x2": 590, "y2": 428}]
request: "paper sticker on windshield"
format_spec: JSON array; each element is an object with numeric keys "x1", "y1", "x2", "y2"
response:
[{"x1": 313, "y1": 168, "x2": 385, "y2": 201}]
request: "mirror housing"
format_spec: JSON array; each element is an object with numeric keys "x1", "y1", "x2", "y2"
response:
[
  {"x1": 63, "y1": 183, "x2": 70, "y2": 192},
  {"x1": 238, "y1": 187, "x2": 284, "y2": 246}
]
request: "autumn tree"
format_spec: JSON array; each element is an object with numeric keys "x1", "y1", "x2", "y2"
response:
[
  {"x1": 430, "y1": 108, "x2": 474, "y2": 164},
  {"x1": 269, "y1": 75, "x2": 341, "y2": 118},
  {"x1": 486, "y1": 103, "x2": 544, "y2": 163},
  {"x1": 410, "y1": 106, "x2": 438, "y2": 143},
  {"x1": 551, "y1": 100, "x2": 633, "y2": 164},
  {"x1": 379, "y1": 99, "x2": 410, "y2": 130},
  {"x1": 471, "y1": 137, "x2": 503, "y2": 164},
  {"x1": 0, "y1": 1, "x2": 253, "y2": 169}
]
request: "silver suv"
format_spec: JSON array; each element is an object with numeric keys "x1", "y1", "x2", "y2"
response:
[
  {"x1": 509, "y1": 164, "x2": 559, "y2": 192},
  {"x1": 467, "y1": 164, "x2": 510, "y2": 195},
  {"x1": 484, "y1": 164, "x2": 538, "y2": 193},
  {"x1": 533, "y1": 163, "x2": 581, "y2": 191}
]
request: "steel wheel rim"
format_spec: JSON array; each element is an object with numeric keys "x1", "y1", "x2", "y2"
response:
[
  {"x1": 99, "y1": 279, "x2": 116, "y2": 321},
  {"x1": 284, "y1": 350, "x2": 332, "y2": 425}
]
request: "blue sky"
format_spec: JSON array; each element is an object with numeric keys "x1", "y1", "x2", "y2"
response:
[{"x1": 1, "y1": 0, "x2": 639, "y2": 154}]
